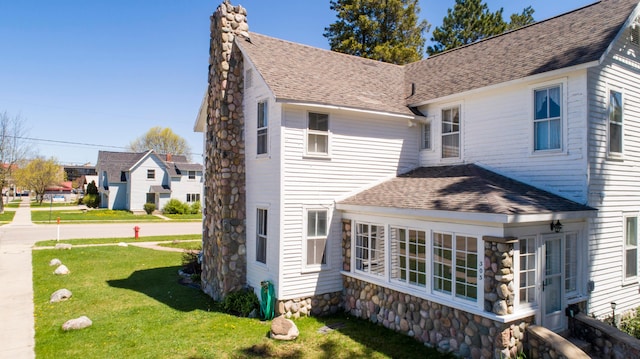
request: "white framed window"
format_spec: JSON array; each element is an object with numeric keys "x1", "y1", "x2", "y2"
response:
[
  {"x1": 256, "y1": 208, "x2": 268, "y2": 264},
  {"x1": 306, "y1": 209, "x2": 328, "y2": 267},
  {"x1": 441, "y1": 106, "x2": 460, "y2": 158},
  {"x1": 147, "y1": 169, "x2": 155, "y2": 180},
  {"x1": 518, "y1": 237, "x2": 537, "y2": 307},
  {"x1": 421, "y1": 123, "x2": 431, "y2": 150},
  {"x1": 565, "y1": 233, "x2": 578, "y2": 295},
  {"x1": 608, "y1": 89, "x2": 623, "y2": 155},
  {"x1": 307, "y1": 112, "x2": 329, "y2": 156},
  {"x1": 188, "y1": 170, "x2": 196, "y2": 180},
  {"x1": 355, "y1": 223, "x2": 385, "y2": 277},
  {"x1": 533, "y1": 85, "x2": 562, "y2": 151},
  {"x1": 391, "y1": 227, "x2": 427, "y2": 288},
  {"x1": 257, "y1": 101, "x2": 268, "y2": 155},
  {"x1": 624, "y1": 215, "x2": 638, "y2": 282},
  {"x1": 433, "y1": 232, "x2": 478, "y2": 302}
]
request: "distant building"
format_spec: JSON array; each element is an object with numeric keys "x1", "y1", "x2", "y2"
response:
[{"x1": 64, "y1": 164, "x2": 96, "y2": 183}]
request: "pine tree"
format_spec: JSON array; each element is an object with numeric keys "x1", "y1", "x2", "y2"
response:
[
  {"x1": 324, "y1": 0, "x2": 429, "y2": 65},
  {"x1": 427, "y1": 0, "x2": 535, "y2": 56}
]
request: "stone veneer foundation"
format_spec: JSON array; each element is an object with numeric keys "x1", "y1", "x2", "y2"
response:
[
  {"x1": 201, "y1": 1, "x2": 248, "y2": 301},
  {"x1": 276, "y1": 292, "x2": 343, "y2": 319},
  {"x1": 341, "y1": 219, "x2": 534, "y2": 358}
]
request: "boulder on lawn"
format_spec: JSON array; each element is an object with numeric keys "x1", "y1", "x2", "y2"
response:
[
  {"x1": 54, "y1": 264, "x2": 70, "y2": 275},
  {"x1": 49, "y1": 258, "x2": 62, "y2": 266},
  {"x1": 62, "y1": 316, "x2": 92, "y2": 331},
  {"x1": 55, "y1": 243, "x2": 72, "y2": 250},
  {"x1": 270, "y1": 315, "x2": 299, "y2": 341},
  {"x1": 50, "y1": 288, "x2": 73, "y2": 303}
]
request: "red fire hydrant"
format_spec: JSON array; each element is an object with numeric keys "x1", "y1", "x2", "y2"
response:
[{"x1": 134, "y1": 226, "x2": 140, "y2": 240}]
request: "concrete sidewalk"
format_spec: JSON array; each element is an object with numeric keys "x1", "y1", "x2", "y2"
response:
[{"x1": 0, "y1": 197, "x2": 36, "y2": 359}]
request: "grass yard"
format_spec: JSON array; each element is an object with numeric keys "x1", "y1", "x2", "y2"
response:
[
  {"x1": 35, "y1": 234, "x2": 201, "y2": 247},
  {"x1": 31, "y1": 202, "x2": 80, "y2": 208},
  {"x1": 0, "y1": 210, "x2": 15, "y2": 223},
  {"x1": 33, "y1": 246, "x2": 449, "y2": 358},
  {"x1": 5, "y1": 199, "x2": 22, "y2": 208},
  {"x1": 158, "y1": 240, "x2": 202, "y2": 251},
  {"x1": 163, "y1": 213, "x2": 203, "y2": 221},
  {"x1": 31, "y1": 209, "x2": 163, "y2": 223}
]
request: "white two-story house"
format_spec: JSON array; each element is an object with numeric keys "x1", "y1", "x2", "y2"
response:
[
  {"x1": 96, "y1": 150, "x2": 203, "y2": 212},
  {"x1": 197, "y1": 0, "x2": 640, "y2": 357}
]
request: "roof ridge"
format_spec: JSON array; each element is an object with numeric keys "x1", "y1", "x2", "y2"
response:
[
  {"x1": 421, "y1": 1, "x2": 603, "y2": 61},
  {"x1": 245, "y1": 32, "x2": 404, "y2": 69}
]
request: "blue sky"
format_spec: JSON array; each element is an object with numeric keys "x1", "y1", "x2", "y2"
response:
[{"x1": 0, "y1": 0, "x2": 594, "y2": 165}]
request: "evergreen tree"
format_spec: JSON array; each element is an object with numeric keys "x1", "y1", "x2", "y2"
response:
[
  {"x1": 324, "y1": 0, "x2": 429, "y2": 65},
  {"x1": 427, "y1": 0, "x2": 535, "y2": 55}
]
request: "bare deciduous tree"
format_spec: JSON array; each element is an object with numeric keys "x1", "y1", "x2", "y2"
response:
[{"x1": 0, "y1": 112, "x2": 30, "y2": 213}]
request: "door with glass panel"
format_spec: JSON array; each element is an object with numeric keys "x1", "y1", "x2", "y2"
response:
[{"x1": 541, "y1": 236, "x2": 564, "y2": 331}]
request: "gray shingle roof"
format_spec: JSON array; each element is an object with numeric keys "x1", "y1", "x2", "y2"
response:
[
  {"x1": 237, "y1": 0, "x2": 638, "y2": 111},
  {"x1": 236, "y1": 33, "x2": 412, "y2": 116},
  {"x1": 96, "y1": 151, "x2": 147, "y2": 185},
  {"x1": 406, "y1": 0, "x2": 638, "y2": 105},
  {"x1": 338, "y1": 164, "x2": 595, "y2": 215}
]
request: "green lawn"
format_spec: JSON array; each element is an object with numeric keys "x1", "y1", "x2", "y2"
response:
[
  {"x1": 31, "y1": 202, "x2": 80, "y2": 208},
  {"x1": 158, "y1": 240, "x2": 202, "y2": 251},
  {"x1": 31, "y1": 209, "x2": 164, "y2": 223},
  {"x1": 5, "y1": 199, "x2": 23, "y2": 208},
  {"x1": 33, "y1": 246, "x2": 448, "y2": 358},
  {"x1": 35, "y1": 234, "x2": 202, "y2": 247},
  {"x1": 0, "y1": 210, "x2": 15, "y2": 223},
  {"x1": 163, "y1": 213, "x2": 203, "y2": 220}
]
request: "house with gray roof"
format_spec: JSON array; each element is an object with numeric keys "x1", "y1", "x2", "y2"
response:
[
  {"x1": 195, "y1": 0, "x2": 640, "y2": 357},
  {"x1": 95, "y1": 150, "x2": 202, "y2": 213}
]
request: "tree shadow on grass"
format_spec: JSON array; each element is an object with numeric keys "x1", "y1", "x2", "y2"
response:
[{"x1": 106, "y1": 265, "x2": 215, "y2": 312}]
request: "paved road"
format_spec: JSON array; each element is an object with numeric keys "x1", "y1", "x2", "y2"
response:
[{"x1": 0, "y1": 198, "x2": 202, "y2": 359}]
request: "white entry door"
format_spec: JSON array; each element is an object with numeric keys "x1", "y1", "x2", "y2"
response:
[{"x1": 541, "y1": 236, "x2": 565, "y2": 331}]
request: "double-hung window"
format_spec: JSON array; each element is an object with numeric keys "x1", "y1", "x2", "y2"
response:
[
  {"x1": 433, "y1": 232, "x2": 478, "y2": 301},
  {"x1": 188, "y1": 170, "x2": 196, "y2": 180},
  {"x1": 609, "y1": 90, "x2": 623, "y2": 155},
  {"x1": 441, "y1": 106, "x2": 460, "y2": 158},
  {"x1": 147, "y1": 169, "x2": 155, "y2": 180},
  {"x1": 307, "y1": 112, "x2": 329, "y2": 155},
  {"x1": 257, "y1": 101, "x2": 268, "y2": 155},
  {"x1": 391, "y1": 228, "x2": 427, "y2": 287},
  {"x1": 256, "y1": 208, "x2": 268, "y2": 264},
  {"x1": 306, "y1": 210, "x2": 328, "y2": 267},
  {"x1": 534, "y1": 85, "x2": 562, "y2": 151},
  {"x1": 355, "y1": 223, "x2": 385, "y2": 276},
  {"x1": 625, "y1": 216, "x2": 638, "y2": 281}
]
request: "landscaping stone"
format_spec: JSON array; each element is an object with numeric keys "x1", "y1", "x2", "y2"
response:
[
  {"x1": 49, "y1": 258, "x2": 62, "y2": 266},
  {"x1": 270, "y1": 316, "x2": 299, "y2": 341},
  {"x1": 62, "y1": 316, "x2": 92, "y2": 331},
  {"x1": 50, "y1": 288, "x2": 72, "y2": 303},
  {"x1": 118, "y1": 242, "x2": 128, "y2": 247},
  {"x1": 53, "y1": 264, "x2": 70, "y2": 275},
  {"x1": 55, "y1": 243, "x2": 72, "y2": 250}
]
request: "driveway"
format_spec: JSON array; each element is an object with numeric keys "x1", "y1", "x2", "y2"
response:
[{"x1": 0, "y1": 197, "x2": 202, "y2": 358}]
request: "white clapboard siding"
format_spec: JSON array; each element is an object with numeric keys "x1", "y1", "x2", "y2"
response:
[
  {"x1": 244, "y1": 62, "x2": 284, "y2": 293},
  {"x1": 586, "y1": 28, "x2": 640, "y2": 318},
  {"x1": 129, "y1": 156, "x2": 167, "y2": 212},
  {"x1": 419, "y1": 72, "x2": 589, "y2": 204},
  {"x1": 276, "y1": 106, "x2": 419, "y2": 300}
]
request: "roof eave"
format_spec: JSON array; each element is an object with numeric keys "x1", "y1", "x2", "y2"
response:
[
  {"x1": 279, "y1": 99, "x2": 418, "y2": 120},
  {"x1": 407, "y1": 61, "x2": 598, "y2": 108},
  {"x1": 336, "y1": 203, "x2": 596, "y2": 225}
]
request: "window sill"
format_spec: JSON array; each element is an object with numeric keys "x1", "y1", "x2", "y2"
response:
[
  {"x1": 606, "y1": 153, "x2": 624, "y2": 162},
  {"x1": 303, "y1": 154, "x2": 331, "y2": 161},
  {"x1": 530, "y1": 149, "x2": 566, "y2": 157},
  {"x1": 255, "y1": 154, "x2": 271, "y2": 160}
]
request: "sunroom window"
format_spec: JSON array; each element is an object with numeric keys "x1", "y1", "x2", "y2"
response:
[
  {"x1": 391, "y1": 228, "x2": 427, "y2": 287},
  {"x1": 433, "y1": 232, "x2": 477, "y2": 301},
  {"x1": 355, "y1": 223, "x2": 385, "y2": 276}
]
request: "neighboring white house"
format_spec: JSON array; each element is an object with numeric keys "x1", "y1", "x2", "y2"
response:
[
  {"x1": 95, "y1": 150, "x2": 203, "y2": 212},
  {"x1": 196, "y1": 0, "x2": 640, "y2": 357}
]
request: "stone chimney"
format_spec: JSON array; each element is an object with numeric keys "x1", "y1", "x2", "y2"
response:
[{"x1": 201, "y1": 1, "x2": 248, "y2": 301}]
